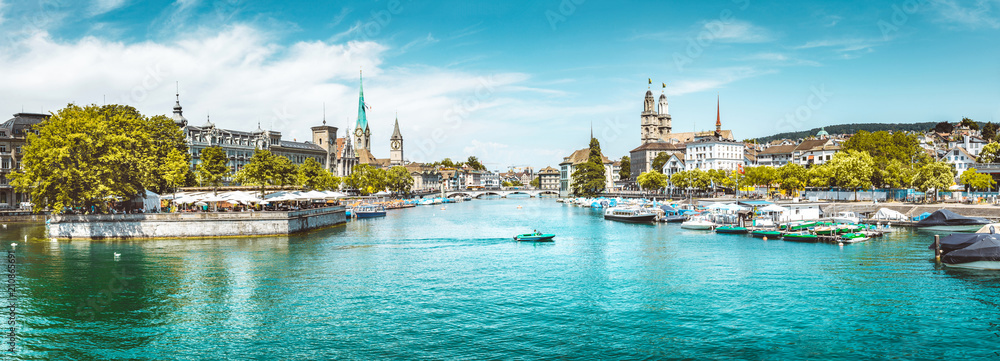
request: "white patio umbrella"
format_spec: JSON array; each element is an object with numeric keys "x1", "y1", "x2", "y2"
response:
[{"x1": 760, "y1": 204, "x2": 788, "y2": 213}]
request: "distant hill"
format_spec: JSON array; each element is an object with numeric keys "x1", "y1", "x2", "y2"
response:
[{"x1": 751, "y1": 122, "x2": 938, "y2": 144}]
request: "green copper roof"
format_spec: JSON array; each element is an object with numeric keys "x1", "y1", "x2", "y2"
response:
[{"x1": 356, "y1": 71, "x2": 368, "y2": 131}]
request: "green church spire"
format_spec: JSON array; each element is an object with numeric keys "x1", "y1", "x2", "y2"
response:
[{"x1": 356, "y1": 69, "x2": 368, "y2": 131}]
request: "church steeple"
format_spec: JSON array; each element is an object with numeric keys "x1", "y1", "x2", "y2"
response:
[
  {"x1": 171, "y1": 82, "x2": 187, "y2": 127},
  {"x1": 715, "y1": 94, "x2": 722, "y2": 135},
  {"x1": 356, "y1": 69, "x2": 370, "y2": 150},
  {"x1": 389, "y1": 113, "x2": 404, "y2": 166}
]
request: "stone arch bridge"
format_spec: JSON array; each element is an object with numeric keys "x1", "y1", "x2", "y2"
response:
[{"x1": 439, "y1": 189, "x2": 559, "y2": 198}]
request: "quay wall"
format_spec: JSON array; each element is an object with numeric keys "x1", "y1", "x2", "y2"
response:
[{"x1": 47, "y1": 206, "x2": 345, "y2": 239}]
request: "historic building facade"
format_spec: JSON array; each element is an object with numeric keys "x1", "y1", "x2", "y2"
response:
[
  {"x1": 0, "y1": 112, "x2": 48, "y2": 208},
  {"x1": 172, "y1": 93, "x2": 331, "y2": 180}
]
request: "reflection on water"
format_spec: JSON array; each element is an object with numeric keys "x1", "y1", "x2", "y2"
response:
[{"x1": 3, "y1": 200, "x2": 1000, "y2": 359}]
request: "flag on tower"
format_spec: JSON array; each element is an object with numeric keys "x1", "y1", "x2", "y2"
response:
[
  {"x1": 648, "y1": 78, "x2": 651, "y2": 85},
  {"x1": 662, "y1": 83, "x2": 666, "y2": 88}
]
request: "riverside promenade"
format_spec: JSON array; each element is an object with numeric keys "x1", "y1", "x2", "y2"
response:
[{"x1": 47, "y1": 206, "x2": 346, "y2": 239}]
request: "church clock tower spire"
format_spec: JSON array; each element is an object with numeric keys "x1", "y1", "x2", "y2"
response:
[
  {"x1": 355, "y1": 69, "x2": 371, "y2": 150},
  {"x1": 390, "y1": 113, "x2": 404, "y2": 166}
]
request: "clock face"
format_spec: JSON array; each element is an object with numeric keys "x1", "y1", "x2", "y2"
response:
[
  {"x1": 354, "y1": 128, "x2": 362, "y2": 136},
  {"x1": 391, "y1": 140, "x2": 400, "y2": 150}
]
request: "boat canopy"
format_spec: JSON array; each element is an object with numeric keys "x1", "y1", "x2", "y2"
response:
[
  {"x1": 915, "y1": 209, "x2": 990, "y2": 227},
  {"x1": 941, "y1": 237, "x2": 1000, "y2": 264},
  {"x1": 872, "y1": 208, "x2": 906, "y2": 221},
  {"x1": 930, "y1": 233, "x2": 1000, "y2": 253}
]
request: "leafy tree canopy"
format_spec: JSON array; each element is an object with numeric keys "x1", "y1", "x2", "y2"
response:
[
  {"x1": 619, "y1": 156, "x2": 631, "y2": 180},
  {"x1": 637, "y1": 171, "x2": 668, "y2": 191}
]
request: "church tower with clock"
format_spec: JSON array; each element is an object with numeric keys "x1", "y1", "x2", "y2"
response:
[
  {"x1": 355, "y1": 70, "x2": 371, "y2": 151},
  {"x1": 389, "y1": 115, "x2": 404, "y2": 166}
]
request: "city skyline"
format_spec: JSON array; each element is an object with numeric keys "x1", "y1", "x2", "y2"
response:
[{"x1": 0, "y1": 0, "x2": 997, "y2": 169}]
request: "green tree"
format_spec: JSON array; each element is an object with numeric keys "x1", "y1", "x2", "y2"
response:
[
  {"x1": 465, "y1": 156, "x2": 486, "y2": 171},
  {"x1": 934, "y1": 121, "x2": 954, "y2": 133},
  {"x1": 913, "y1": 161, "x2": 954, "y2": 202},
  {"x1": 828, "y1": 150, "x2": 875, "y2": 199},
  {"x1": 960, "y1": 117, "x2": 979, "y2": 130},
  {"x1": 651, "y1": 152, "x2": 670, "y2": 173},
  {"x1": 570, "y1": 138, "x2": 607, "y2": 197},
  {"x1": 440, "y1": 158, "x2": 456, "y2": 168},
  {"x1": 637, "y1": 171, "x2": 668, "y2": 191},
  {"x1": 689, "y1": 169, "x2": 711, "y2": 191},
  {"x1": 297, "y1": 158, "x2": 328, "y2": 190},
  {"x1": 745, "y1": 166, "x2": 778, "y2": 195},
  {"x1": 197, "y1": 146, "x2": 230, "y2": 195},
  {"x1": 386, "y1": 166, "x2": 414, "y2": 194},
  {"x1": 273, "y1": 156, "x2": 298, "y2": 187},
  {"x1": 982, "y1": 122, "x2": 998, "y2": 141},
  {"x1": 842, "y1": 130, "x2": 927, "y2": 166},
  {"x1": 806, "y1": 163, "x2": 834, "y2": 188},
  {"x1": 345, "y1": 164, "x2": 387, "y2": 195},
  {"x1": 778, "y1": 163, "x2": 806, "y2": 195},
  {"x1": 670, "y1": 170, "x2": 691, "y2": 191},
  {"x1": 530, "y1": 177, "x2": 540, "y2": 188},
  {"x1": 879, "y1": 159, "x2": 915, "y2": 189},
  {"x1": 162, "y1": 148, "x2": 191, "y2": 208},
  {"x1": 960, "y1": 168, "x2": 996, "y2": 191},
  {"x1": 234, "y1": 150, "x2": 276, "y2": 196},
  {"x1": 619, "y1": 156, "x2": 631, "y2": 180},
  {"x1": 977, "y1": 142, "x2": 1000, "y2": 163}
]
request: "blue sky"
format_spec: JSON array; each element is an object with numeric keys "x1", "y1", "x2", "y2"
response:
[{"x1": 0, "y1": 0, "x2": 998, "y2": 169}]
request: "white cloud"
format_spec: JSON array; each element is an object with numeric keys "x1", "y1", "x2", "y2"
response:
[
  {"x1": 699, "y1": 20, "x2": 774, "y2": 43},
  {"x1": 0, "y1": 25, "x2": 606, "y2": 168},
  {"x1": 91, "y1": 0, "x2": 128, "y2": 16},
  {"x1": 930, "y1": 0, "x2": 1000, "y2": 29},
  {"x1": 667, "y1": 67, "x2": 775, "y2": 96},
  {"x1": 0, "y1": 1, "x2": 6, "y2": 27}
]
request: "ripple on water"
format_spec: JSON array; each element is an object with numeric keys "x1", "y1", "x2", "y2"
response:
[{"x1": 5, "y1": 201, "x2": 1000, "y2": 359}]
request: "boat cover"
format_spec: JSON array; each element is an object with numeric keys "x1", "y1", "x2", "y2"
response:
[
  {"x1": 660, "y1": 205, "x2": 677, "y2": 214},
  {"x1": 872, "y1": 208, "x2": 906, "y2": 221},
  {"x1": 941, "y1": 238, "x2": 1000, "y2": 264},
  {"x1": 915, "y1": 209, "x2": 990, "y2": 227},
  {"x1": 930, "y1": 233, "x2": 1000, "y2": 253}
]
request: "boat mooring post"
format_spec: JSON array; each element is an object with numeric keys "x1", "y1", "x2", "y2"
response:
[{"x1": 934, "y1": 234, "x2": 941, "y2": 263}]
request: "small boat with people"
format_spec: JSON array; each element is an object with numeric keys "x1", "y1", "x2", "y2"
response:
[
  {"x1": 603, "y1": 207, "x2": 657, "y2": 223},
  {"x1": 714, "y1": 225, "x2": 749, "y2": 235},
  {"x1": 352, "y1": 204, "x2": 386, "y2": 218},
  {"x1": 514, "y1": 231, "x2": 555, "y2": 242},
  {"x1": 681, "y1": 216, "x2": 715, "y2": 230}
]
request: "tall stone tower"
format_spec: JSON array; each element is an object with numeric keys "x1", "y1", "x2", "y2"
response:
[
  {"x1": 389, "y1": 115, "x2": 403, "y2": 166},
  {"x1": 640, "y1": 90, "x2": 659, "y2": 144},
  {"x1": 311, "y1": 106, "x2": 338, "y2": 171},
  {"x1": 657, "y1": 92, "x2": 671, "y2": 136},
  {"x1": 355, "y1": 70, "x2": 371, "y2": 151}
]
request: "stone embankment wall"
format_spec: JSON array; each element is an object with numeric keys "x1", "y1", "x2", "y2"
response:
[{"x1": 47, "y1": 206, "x2": 345, "y2": 239}]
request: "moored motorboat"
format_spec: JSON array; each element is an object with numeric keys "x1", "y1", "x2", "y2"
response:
[
  {"x1": 661, "y1": 215, "x2": 688, "y2": 223},
  {"x1": 941, "y1": 237, "x2": 1000, "y2": 270},
  {"x1": 751, "y1": 230, "x2": 782, "y2": 239},
  {"x1": 840, "y1": 232, "x2": 869, "y2": 243},
  {"x1": 604, "y1": 207, "x2": 657, "y2": 223},
  {"x1": 715, "y1": 225, "x2": 749, "y2": 234},
  {"x1": 831, "y1": 211, "x2": 861, "y2": 224},
  {"x1": 352, "y1": 204, "x2": 386, "y2": 218},
  {"x1": 514, "y1": 233, "x2": 556, "y2": 242},
  {"x1": 916, "y1": 209, "x2": 991, "y2": 232},
  {"x1": 783, "y1": 233, "x2": 819, "y2": 242},
  {"x1": 681, "y1": 216, "x2": 715, "y2": 230}
]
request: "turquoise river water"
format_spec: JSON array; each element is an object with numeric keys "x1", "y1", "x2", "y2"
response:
[{"x1": 2, "y1": 198, "x2": 1000, "y2": 360}]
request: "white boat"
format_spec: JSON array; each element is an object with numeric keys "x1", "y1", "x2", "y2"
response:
[
  {"x1": 681, "y1": 216, "x2": 715, "y2": 230},
  {"x1": 831, "y1": 211, "x2": 860, "y2": 224},
  {"x1": 942, "y1": 261, "x2": 1000, "y2": 270},
  {"x1": 604, "y1": 207, "x2": 657, "y2": 223}
]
